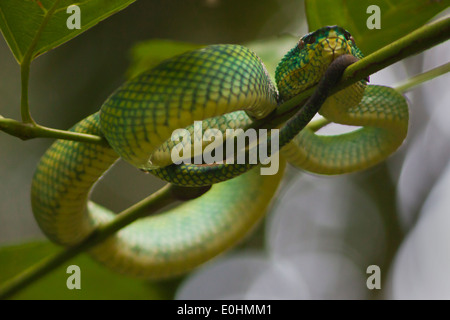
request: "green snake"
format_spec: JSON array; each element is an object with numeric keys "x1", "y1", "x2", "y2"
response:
[{"x1": 31, "y1": 26, "x2": 408, "y2": 278}]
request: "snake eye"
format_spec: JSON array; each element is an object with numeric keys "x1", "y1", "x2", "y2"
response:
[
  {"x1": 297, "y1": 39, "x2": 305, "y2": 49},
  {"x1": 343, "y1": 31, "x2": 355, "y2": 43},
  {"x1": 306, "y1": 35, "x2": 316, "y2": 44}
]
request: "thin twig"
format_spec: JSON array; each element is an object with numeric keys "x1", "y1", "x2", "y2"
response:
[
  {"x1": 395, "y1": 61, "x2": 450, "y2": 93},
  {"x1": 19, "y1": 0, "x2": 62, "y2": 124},
  {"x1": 0, "y1": 117, "x2": 106, "y2": 144}
]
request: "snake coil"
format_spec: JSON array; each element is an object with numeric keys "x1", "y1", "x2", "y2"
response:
[{"x1": 31, "y1": 26, "x2": 408, "y2": 278}]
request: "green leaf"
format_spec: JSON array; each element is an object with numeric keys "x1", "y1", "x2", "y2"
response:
[
  {"x1": 0, "y1": 241, "x2": 174, "y2": 299},
  {"x1": 0, "y1": 0, "x2": 136, "y2": 64},
  {"x1": 305, "y1": 0, "x2": 450, "y2": 54},
  {"x1": 127, "y1": 39, "x2": 205, "y2": 79}
]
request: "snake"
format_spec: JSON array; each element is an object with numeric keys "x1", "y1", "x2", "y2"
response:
[{"x1": 31, "y1": 26, "x2": 408, "y2": 279}]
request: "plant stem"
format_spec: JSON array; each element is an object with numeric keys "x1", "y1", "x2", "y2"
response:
[
  {"x1": 19, "y1": 0, "x2": 62, "y2": 124},
  {"x1": 20, "y1": 63, "x2": 35, "y2": 124},
  {"x1": 395, "y1": 62, "x2": 450, "y2": 93},
  {"x1": 0, "y1": 117, "x2": 106, "y2": 144},
  {"x1": 306, "y1": 117, "x2": 331, "y2": 132}
]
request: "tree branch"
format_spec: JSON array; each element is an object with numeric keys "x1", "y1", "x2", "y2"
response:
[{"x1": 0, "y1": 116, "x2": 106, "y2": 144}]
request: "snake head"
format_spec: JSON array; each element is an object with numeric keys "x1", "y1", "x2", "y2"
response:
[{"x1": 275, "y1": 25, "x2": 363, "y2": 101}]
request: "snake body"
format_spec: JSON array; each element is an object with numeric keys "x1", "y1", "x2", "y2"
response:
[{"x1": 31, "y1": 26, "x2": 408, "y2": 278}]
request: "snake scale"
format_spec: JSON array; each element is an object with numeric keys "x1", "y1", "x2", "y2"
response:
[{"x1": 31, "y1": 26, "x2": 408, "y2": 278}]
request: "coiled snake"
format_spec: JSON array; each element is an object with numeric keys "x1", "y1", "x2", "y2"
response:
[{"x1": 31, "y1": 26, "x2": 408, "y2": 278}]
